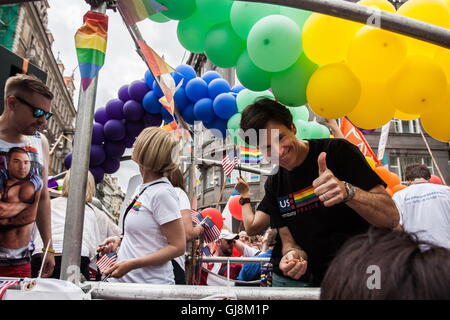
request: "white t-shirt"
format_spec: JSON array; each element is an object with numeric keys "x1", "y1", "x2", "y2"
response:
[
  {"x1": 110, "y1": 177, "x2": 181, "y2": 284},
  {"x1": 172, "y1": 187, "x2": 191, "y2": 272},
  {"x1": 393, "y1": 183, "x2": 450, "y2": 249}
]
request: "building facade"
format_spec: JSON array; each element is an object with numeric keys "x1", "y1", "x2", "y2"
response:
[
  {"x1": 95, "y1": 175, "x2": 125, "y2": 220},
  {"x1": 1, "y1": 1, "x2": 76, "y2": 176}
]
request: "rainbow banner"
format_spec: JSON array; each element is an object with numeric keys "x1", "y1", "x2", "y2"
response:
[
  {"x1": 137, "y1": 40, "x2": 175, "y2": 77},
  {"x1": 291, "y1": 186, "x2": 319, "y2": 207},
  {"x1": 240, "y1": 146, "x2": 262, "y2": 163},
  {"x1": 118, "y1": 0, "x2": 167, "y2": 26},
  {"x1": 75, "y1": 11, "x2": 108, "y2": 90}
]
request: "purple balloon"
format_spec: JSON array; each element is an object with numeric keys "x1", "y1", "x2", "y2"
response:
[
  {"x1": 90, "y1": 145, "x2": 106, "y2": 167},
  {"x1": 92, "y1": 123, "x2": 105, "y2": 145},
  {"x1": 102, "y1": 157, "x2": 121, "y2": 174},
  {"x1": 143, "y1": 112, "x2": 162, "y2": 127},
  {"x1": 128, "y1": 80, "x2": 150, "y2": 102},
  {"x1": 123, "y1": 100, "x2": 145, "y2": 122},
  {"x1": 90, "y1": 166, "x2": 105, "y2": 184},
  {"x1": 94, "y1": 107, "x2": 109, "y2": 125},
  {"x1": 105, "y1": 99, "x2": 125, "y2": 120},
  {"x1": 126, "y1": 120, "x2": 145, "y2": 138},
  {"x1": 104, "y1": 119, "x2": 126, "y2": 141},
  {"x1": 64, "y1": 153, "x2": 72, "y2": 169},
  {"x1": 118, "y1": 84, "x2": 131, "y2": 102},
  {"x1": 104, "y1": 141, "x2": 126, "y2": 158},
  {"x1": 124, "y1": 135, "x2": 136, "y2": 148}
]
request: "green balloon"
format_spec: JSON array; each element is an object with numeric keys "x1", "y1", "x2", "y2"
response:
[
  {"x1": 279, "y1": 6, "x2": 311, "y2": 31},
  {"x1": 177, "y1": 11, "x2": 216, "y2": 53},
  {"x1": 308, "y1": 122, "x2": 325, "y2": 139},
  {"x1": 247, "y1": 15, "x2": 302, "y2": 73},
  {"x1": 196, "y1": 0, "x2": 232, "y2": 23},
  {"x1": 294, "y1": 119, "x2": 310, "y2": 139},
  {"x1": 321, "y1": 124, "x2": 331, "y2": 138},
  {"x1": 204, "y1": 23, "x2": 245, "y2": 68},
  {"x1": 227, "y1": 113, "x2": 242, "y2": 131},
  {"x1": 288, "y1": 106, "x2": 310, "y2": 122},
  {"x1": 236, "y1": 89, "x2": 275, "y2": 113},
  {"x1": 149, "y1": 12, "x2": 171, "y2": 23},
  {"x1": 236, "y1": 50, "x2": 272, "y2": 91},
  {"x1": 157, "y1": 0, "x2": 196, "y2": 20},
  {"x1": 230, "y1": 1, "x2": 280, "y2": 40},
  {"x1": 271, "y1": 53, "x2": 317, "y2": 107}
]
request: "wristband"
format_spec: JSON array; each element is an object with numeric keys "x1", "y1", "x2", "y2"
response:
[{"x1": 42, "y1": 247, "x2": 55, "y2": 253}]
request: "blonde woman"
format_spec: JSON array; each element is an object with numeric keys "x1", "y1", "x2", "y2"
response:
[
  {"x1": 98, "y1": 127, "x2": 186, "y2": 284},
  {"x1": 32, "y1": 170, "x2": 100, "y2": 280}
]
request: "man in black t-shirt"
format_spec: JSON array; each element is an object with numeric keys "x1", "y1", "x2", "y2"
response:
[{"x1": 235, "y1": 99, "x2": 399, "y2": 287}]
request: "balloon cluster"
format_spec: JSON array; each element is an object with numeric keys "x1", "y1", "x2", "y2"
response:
[
  {"x1": 151, "y1": 0, "x2": 450, "y2": 142},
  {"x1": 302, "y1": 0, "x2": 450, "y2": 142},
  {"x1": 364, "y1": 157, "x2": 406, "y2": 196}
]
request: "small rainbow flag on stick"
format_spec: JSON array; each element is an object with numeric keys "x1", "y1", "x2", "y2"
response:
[
  {"x1": 75, "y1": 11, "x2": 108, "y2": 90},
  {"x1": 240, "y1": 146, "x2": 262, "y2": 164},
  {"x1": 118, "y1": 0, "x2": 167, "y2": 26}
]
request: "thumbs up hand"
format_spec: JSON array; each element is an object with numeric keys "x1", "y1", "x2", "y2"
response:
[{"x1": 313, "y1": 152, "x2": 348, "y2": 207}]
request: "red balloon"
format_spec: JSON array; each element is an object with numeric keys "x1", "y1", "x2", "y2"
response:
[
  {"x1": 430, "y1": 175, "x2": 443, "y2": 185},
  {"x1": 201, "y1": 208, "x2": 224, "y2": 230},
  {"x1": 228, "y1": 195, "x2": 243, "y2": 221}
]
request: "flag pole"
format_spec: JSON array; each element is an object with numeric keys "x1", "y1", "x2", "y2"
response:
[
  {"x1": 419, "y1": 125, "x2": 447, "y2": 185},
  {"x1": 215, "y1": 172, "x2": 228, "y2": 210}
]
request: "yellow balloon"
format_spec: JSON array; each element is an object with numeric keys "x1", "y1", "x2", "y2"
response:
[
  {"x1": 365, "y1": 156, "x2": 376, "y2": 170},
  {"x1": 420, "y1": 87, "x2": 450, "y2": 142},
  {"x1": 347, "y1": 81, "x2": 396, "y2": 129},
  {"x1": 347, "y1": 26, "x2": 407, "y2": 81},
  {"x1": 435, "y1": 48, "x2": 450, "y2": 82},
  {"x1": 307, "y1": 63, "x2": 361, "y2": 119},
  {"x1": 397, "y1": 0, "x2": 450, "y2": 57},
  {"x1": 357, "y1": 0, "x2": 396, "y2": 12},
  {"x1": 302, "y1": 13, "x2": 361, "y2": 65},
  {"x1": 394, "y1": 110, "x2": 419, "y2": 120},
  {"x1": 444, "y1": 0, "x2": 450, "y2": 7},
  {"x1": 387, "y1": 56, "x2": 447, "y2": 115}
]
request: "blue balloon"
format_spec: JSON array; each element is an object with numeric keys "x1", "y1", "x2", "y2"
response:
[
  {"x1": 193, "y1": 98, "x2": 215, "y2": 123},
  {"x1": 144, "y1": 70, "x2": 155, "y2": 88},
  {"x1": 173, "y1": 64, "x2": 197, "y2": 87},
  {"x1": 185, "y1": 77, "x2": 208, "y2": 102},
  {"x1": 202, "y1": 71, "x2": 222, "y2": 84},
  {"x1": 142, "y1": 91, "x2": 163, "y2": 114},
  {"x1": 208, "y1": 78, "x2": 231, "y2": 100},
  {"x1": 213, "y1": 93, "x2": 238, "y2": 120},
  {"x1": 231, "y1": 84, "x2": 245, "y2": 93},
  {"x1": 181, "y1": 103, "x2": 195, "y2": 125},
  {"x1": 152, "y1": 80, "x2": 164, "y2": 98},
  {"x1": 174, "y1": 87, "x2": 189, "y2": 112},
  {"x1": 161, "y1": 106, "x2": 174, "y2": 123},
  {"x1": 210, "y1": 118, "x2": 228, "y2": 138}
]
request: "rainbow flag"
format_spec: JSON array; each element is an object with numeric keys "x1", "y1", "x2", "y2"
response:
[
  {"x1": 240, "y1": 146, "x2": 262, "y2": 163},
  {"x1": 118, "y1": 0, "x2": 167, "y2": 26},
  {"x1": 137, "y1": 40, "x2": 175, "y2": 77},
  {"x1": 291, "y1": 186, "x2": 319, "y2": 207},
  {"x1": 75, "y1": 11, "x2": 108, "y2": 90},
  {"x1": 132, "y1": 201, "x2": 142, "y2": 211}
]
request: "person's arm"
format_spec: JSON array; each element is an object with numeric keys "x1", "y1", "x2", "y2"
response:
[
  {"x1": 0, "y1": 201, "x2": 30, "y2": 218},
  {"x1": 181, "y1": 209, "x2": 204, "y2": 241},
  {"x1": 234, "y1": 240, "x2": 260, "y2": 257},
  {"x1": 325, "y1": 119, "x2": 344, "y2": 139},
  {"x1": 0, "y1": 192, "x2": 39, "y2": 226},
  {"x1": 278, "y1": 226, "x2": 308, "y2": 280},
  {"x1": 313, "y1": 152, "x2": 399, "y2": 228},
  {"x1": 235, "y1": 177, "x2": 270, "y2": 235},
  {"x1": 105, "y1": 218, "x2": 186, "y2": 278}
]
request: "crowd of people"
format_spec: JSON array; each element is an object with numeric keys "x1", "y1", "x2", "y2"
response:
[{"x1": 0, "y1": 74, "x2": 449, "y2": 299}]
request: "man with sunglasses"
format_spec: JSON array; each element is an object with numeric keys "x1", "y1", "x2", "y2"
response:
[{"x1": 0, "y1": 74, "x2": 55, "y2": 278}]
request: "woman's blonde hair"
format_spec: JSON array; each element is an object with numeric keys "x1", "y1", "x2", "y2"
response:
[
  {"x1": 62, "y1": 169, "x2": 96, "y2": 203},
  {"x1": 132, "y1": 127, "x2": 179, "y2": 174}
]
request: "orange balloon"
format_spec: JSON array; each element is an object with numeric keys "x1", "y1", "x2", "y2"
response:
[
  {"x1": 375, "y1": 166, "x2": 392, "y2": 185},
  {"x1": 391, "y1": 184, "x2": 407, "y2": 194},
  {"x1": 389, "y1": 173, "x2": 401, "y2": 187},
  {"x1": 386, "y1": 187, "x2": 394, "y2": 197}
]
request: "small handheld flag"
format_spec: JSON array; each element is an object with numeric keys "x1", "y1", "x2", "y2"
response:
[
  {"x1": 96, "y1": 252, "x2": 118, "y2": 274},
  {"x1": 200, "y1": 216, "x2": 221, "y2": 243},
  {"x1": 222, "y1": 154, "x2": 238, "y2": 176},
  {"x1": 0, "y1": 280, "x2": 19, "y2": 300}
]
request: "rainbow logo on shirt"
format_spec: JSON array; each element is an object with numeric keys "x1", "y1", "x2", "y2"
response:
[
  {"x1": 132, "y1": 201, "x2": 142, "y2": 212},
  {"x1": 277, "y1": 186, "x2": 322, "y2": 215}
]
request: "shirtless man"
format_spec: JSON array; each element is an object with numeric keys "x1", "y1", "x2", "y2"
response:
[{"x1": 0, "y1": 74, "x2": 54, "y2": 278}]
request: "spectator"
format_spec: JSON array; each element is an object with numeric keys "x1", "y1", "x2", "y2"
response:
[
  {"x1": 393, "y1": 164, "x2": 450, "y2": 249},
  {"x1": 239, "y1": 231, "x2": 249, "y2": 244},
  {"x1": 31, "y1": 170, "x2": 100, "y2": 280},
  {"x1": 97, "y1": 127, "x2": 185, "y2": 284},
  {"x1": 320, "y1": 227, "x2": 450, "y2": 299}
]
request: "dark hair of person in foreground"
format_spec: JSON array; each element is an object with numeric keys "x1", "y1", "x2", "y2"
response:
[{"x1": 320, "y1": 227, "x2": 450, "y2": 300}]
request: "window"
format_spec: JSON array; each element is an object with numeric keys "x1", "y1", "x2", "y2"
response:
[
  {"x1": 389, "y1": 156, "x2": 434, "y2": 182},
  {"x1": 393, "y1": 119, "x2": 420, "y2": 134},
  {"x1": 206, "y1": 167, "x2": 217, "y2": 189}
]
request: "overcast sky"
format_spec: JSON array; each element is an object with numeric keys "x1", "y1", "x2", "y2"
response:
[{"x1": 47, "y1": 0, "x2": 186, "y2": 191}]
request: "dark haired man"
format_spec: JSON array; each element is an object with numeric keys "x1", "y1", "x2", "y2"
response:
[
  {"x1": 235, "y1": 98, "x2": 399, "y2": 287},
  {"x1": 0, "y1": 74, "x2": 54, "y2": 278},
  {"x1": 393, "y1": 164, "x2": 450, "y2": 249}
]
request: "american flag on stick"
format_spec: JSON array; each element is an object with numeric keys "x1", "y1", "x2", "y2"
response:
[
  {"x1": 200, "y1": 216, "x2": 222, "y2": 243},
  {"x1": 0, "y1": 279, "x2": 19, "y2": 300},
  {"x1": 190, "y1": 209, "x2": 203, "y2": 225},
  {"x1": 222, "y1": 154, "x2": 238, "y2": 176},
  {"x1": 96, "y1": 252, "x2": 118, "y2": 274}
]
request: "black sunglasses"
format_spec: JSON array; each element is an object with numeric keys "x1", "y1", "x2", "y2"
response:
[
  {"x1": 14, "y1": 96, "x2": 53, "y2": 120},
  {"x1": 225, "y1": 239, "x2": 236, "y2": 245}
]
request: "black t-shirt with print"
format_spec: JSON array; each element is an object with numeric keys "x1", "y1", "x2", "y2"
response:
[{"x1": 257, "y1": 138, "x2": 386, "y2": 286}]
